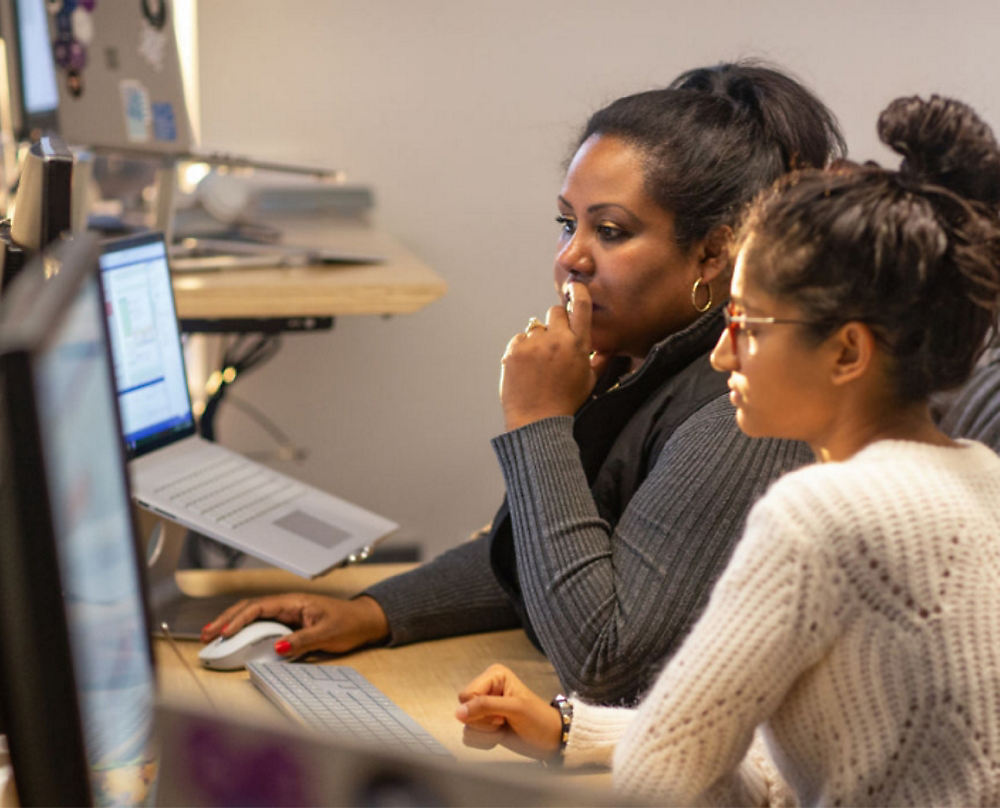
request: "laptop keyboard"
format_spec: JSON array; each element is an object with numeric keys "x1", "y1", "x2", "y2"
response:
[
  {"x1": 246, "y1": 661, "x2": 452, "y2": 757},
  {"x1": 156, "y1": 455, "x2": 305, "y2": 528}
]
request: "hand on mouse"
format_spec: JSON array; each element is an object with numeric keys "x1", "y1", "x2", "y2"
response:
[{"x1": 200, "y1": 593, "x2": 389, "y2": 656}]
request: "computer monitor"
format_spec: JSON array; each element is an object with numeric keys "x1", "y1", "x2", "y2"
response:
[
  {"x1": 9, "y1": 133, "x2": 72, "y2": 250},
  {"x1": 0, "y1": 133, "x2": 72, "y2": 293},
  {"x1": 0, "y1": 0, "x2": 60, "y2": 142},
  {"x1": 0, "y1": 232, "x2": 157, "y2": 806}
]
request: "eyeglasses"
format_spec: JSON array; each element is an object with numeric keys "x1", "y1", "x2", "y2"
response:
[{"x1": 722, "y1": 302, "x2": 813, "y2": 352}]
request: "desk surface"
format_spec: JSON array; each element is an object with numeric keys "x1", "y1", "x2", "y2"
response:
[
  {"x1": 0, "y1": 565, "x2": 609, "y2": 806},
  {"x1": 158, "y1": 565, "x2": 564, "y2": 766},
  {"x1": 170, "y1": 215, "x2": 448, "y2": 320}
]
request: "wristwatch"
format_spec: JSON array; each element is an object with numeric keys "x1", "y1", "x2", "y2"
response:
[{"x1": 551, "y1": 694, "x2": 573, "y2": 753}]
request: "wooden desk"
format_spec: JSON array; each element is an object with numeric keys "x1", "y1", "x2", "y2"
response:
[
  {"x1": 157, "y1": 565, "x2": 563, "y2": 764},
  {"x1": 0, "y1": 565, "x2": 614, "y2": 806},
  {"x1": 170, "y1": 215, "x2": 448, "y2": 320}
]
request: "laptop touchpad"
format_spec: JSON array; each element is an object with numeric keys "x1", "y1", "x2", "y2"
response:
[{"x1": 273, "y1": 511, "x2": 352, "y2": 548}]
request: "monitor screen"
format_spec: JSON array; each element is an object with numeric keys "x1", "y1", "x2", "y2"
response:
[
  {"x1": 0, "y1": 233, "x2": 156, "y2": 807},
  {"x1": 99, "y1": 232, "x2": 196, "y2": 457},
  {"x1": 0, "y1": 0, "x2": 60, "y2": 141}
]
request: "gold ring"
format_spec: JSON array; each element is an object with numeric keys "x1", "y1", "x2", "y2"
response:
[{"x1": 524, "y1": 317, "x2": 546, "y2": 335}]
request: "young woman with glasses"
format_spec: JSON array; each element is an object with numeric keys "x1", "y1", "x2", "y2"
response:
[
  {"x1": 456, "y1": 94, "x2": 1000, "y2": 807},
  {"x1": 202, "y1": 61, "x2": 844, "y2": 706}
]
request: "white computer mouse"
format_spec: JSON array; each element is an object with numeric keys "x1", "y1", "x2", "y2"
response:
[{"x1": 198, "y1": 620, "x2": 293, "y2": 671}]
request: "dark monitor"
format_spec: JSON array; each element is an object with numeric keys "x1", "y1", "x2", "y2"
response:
[
  {"x1": 0, "y1": 232, "x2": 156, "y2": 806},
  {"x1": 1, "y1": 134, "x2": 72, "y2": 292},
  {"x1": 9, "y1": 133, "x2": 73, "y2": 251},
  {"x1": 0, "y1": 0, "x2": 60, "y2": 142}
]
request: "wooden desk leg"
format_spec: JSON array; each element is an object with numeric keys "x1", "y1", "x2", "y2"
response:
[{"x1": 142, "y1": 514, "x2": 241, "y2": 640}]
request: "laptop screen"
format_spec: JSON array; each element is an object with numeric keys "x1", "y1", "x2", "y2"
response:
[{"x1": 99, "y1": 233, "x2": 197, "y2": 458}]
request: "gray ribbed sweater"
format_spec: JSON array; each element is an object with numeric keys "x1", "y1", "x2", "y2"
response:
[
  {"x1": 938, "y1": 342, "x2": 1000, "y2": 452},
  {"x1": 366, "y1": 393, "x2": 810, "y2": 703},
  {"x1": 364, "y1": 309, "x2": 816, "y2": 704},
  {"x1": 491, "y1": 399, "x2": 809, "y2": 702}
]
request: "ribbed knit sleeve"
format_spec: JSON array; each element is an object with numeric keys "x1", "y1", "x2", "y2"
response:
[
  {"x1": 491, "y1": 394, "x2": 811, "y2": 703},
  {"x1": 362, "y1": 534, "x2": 521, "y2": 646},
  {"x1": 937, "y1": 353, "x2": 1000, "y2": 452}
]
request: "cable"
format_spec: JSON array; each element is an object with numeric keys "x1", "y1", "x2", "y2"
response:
[
  {"x1": 222, "y1": 394, "x2": 307, "y2": 462},
  {"x1": 199, "y1": 333, "x2": 282, "y2": 441}
]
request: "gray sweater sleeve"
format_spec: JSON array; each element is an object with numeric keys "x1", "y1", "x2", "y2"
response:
[
  {"x1": 361, "y1": 532, "x2": 521, "y2": 646},
  {"x1": 491, "y1": 394, "x2": 812, "y2": 704}
]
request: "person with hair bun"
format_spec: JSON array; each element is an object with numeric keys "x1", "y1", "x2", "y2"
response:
[
  {"x1": 204, "y1": 61, "x2": 843, "y2": 706},
  {"x1": 456, "y1": 95, "x2": 1000, "y2": 807}
]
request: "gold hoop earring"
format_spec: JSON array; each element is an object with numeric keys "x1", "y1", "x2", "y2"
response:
[{"x1": 691, "y1": 278, "x2": 712, "y2": 313}]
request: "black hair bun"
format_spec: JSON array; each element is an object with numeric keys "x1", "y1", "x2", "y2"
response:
[{"x1": 878, "y1": 94, "x2": 1000, "y2": 208}]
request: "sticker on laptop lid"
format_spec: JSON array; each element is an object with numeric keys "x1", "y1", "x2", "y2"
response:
[
  {"x1": 138, "y1": 16, "x2": 167, "y2": 72},
  {"x1": 120, "y1": 80, "x2": 152, "y2": 143},
  {"x1": 152, "y1": 102, "x2": 177, "y2": 142}
]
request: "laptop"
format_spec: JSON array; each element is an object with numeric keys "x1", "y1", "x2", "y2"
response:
[
  {"x1": 98, "y1": 231, "x2": 397, "y2": 578},
  {"x1": 46, "y1": 0, "x2": 195, "y2": 155}
]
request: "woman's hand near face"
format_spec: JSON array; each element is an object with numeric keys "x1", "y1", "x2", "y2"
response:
[
  {"x1": 500, "y1": 282, "x2": 611, "y2": 432},
  {"x1": 455, "y1": 664, "x2": 564, "y2": 760}
]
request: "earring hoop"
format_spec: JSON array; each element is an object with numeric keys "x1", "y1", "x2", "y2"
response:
[{"x1": 691, "y1": 278, "x2": 712, "y2": 313}]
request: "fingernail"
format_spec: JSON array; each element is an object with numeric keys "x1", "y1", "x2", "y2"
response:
[
  {"x1": 220, "y1": 623, "x2": 230, "y2": 635},
  {"x1": 274, "y1": 640, "x2": 292, "y2": 655},
  {"x1": 202, "y1": 623, "x2": 213, "y2": 632}
]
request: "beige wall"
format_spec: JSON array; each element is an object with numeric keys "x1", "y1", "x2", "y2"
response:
[{"x1": 196, "y1": 0, "x2": 1000, "y2": 560}]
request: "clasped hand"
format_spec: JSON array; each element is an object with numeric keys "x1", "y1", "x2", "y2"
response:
[
  {"x1": 500, "y1": 282, "x2": 609, "y2": 432},
  {"x1": 454, "y1": 664, "x2": 563, "y2": 760}
]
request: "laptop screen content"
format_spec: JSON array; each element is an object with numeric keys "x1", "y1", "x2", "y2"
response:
[{"x1": 99, "y1": 233, "x2": 197, "y2": 457}]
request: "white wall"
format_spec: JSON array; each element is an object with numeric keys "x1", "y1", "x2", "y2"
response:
[{"x1": 195, "y1": 0, "x2": 1000, "y2": 560}]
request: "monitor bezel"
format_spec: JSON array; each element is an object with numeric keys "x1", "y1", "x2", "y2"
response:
[
  {"x1": 0, "y1": 0, "x2": 60, "y2": 142},
  {"x1": 0, "y1": 233, "x2": 156, "y2": 806}
]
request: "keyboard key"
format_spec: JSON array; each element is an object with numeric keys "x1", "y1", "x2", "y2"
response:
[
  {"x1": 246, "y1": 661, "x2": 451, "y2": 758},
  {"x1": 157, "y1": 456, "x2": 306, "y2": 526}
]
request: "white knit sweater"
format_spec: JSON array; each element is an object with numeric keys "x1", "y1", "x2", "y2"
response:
[{"x1": 564, "y1": 439, "x2": 1000, "y2": 807}]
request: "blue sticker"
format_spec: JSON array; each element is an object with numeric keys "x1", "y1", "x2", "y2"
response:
[
  {"x1": 152, "y1": 102, "x2": 177, "y2": 142},
  {"x1": 120, "y1": 80, "x2": 151, "y2": 143}
]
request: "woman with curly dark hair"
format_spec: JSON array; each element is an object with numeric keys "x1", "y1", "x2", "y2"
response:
[
  {"x1": 458, "y1": 94, "x2": 1000, "y2": 807},
  {"x1": 203, "y1": 62, "x2": 845, "y2": 707}
]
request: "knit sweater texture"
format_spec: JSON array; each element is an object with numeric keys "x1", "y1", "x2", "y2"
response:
[{"x1": 564, "y1": 439, "x2": 1000, "y2": 807}]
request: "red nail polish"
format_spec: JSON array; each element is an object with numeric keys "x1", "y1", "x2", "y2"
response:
[
  {"x1": 220, "y1": 623, "x2": 229, "y2": 633},
  {"x1": 202, "y1": 623, "x2": 213, "y2": 632},
  {"x1": 274, "y1": 639, "x2": 292, "y2": 655}
]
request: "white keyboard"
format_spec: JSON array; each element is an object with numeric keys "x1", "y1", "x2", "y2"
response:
[
  {"x1": 246, "y1": 661, "x2": 452, "y2": 758},
  {"x1": 155, "y1": 456, "x2": 305, "y2": 528}
]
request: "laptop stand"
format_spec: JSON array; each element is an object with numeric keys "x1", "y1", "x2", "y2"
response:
[{"x1": 143, "y1": 515, "x2": 243, "y2": 640}]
